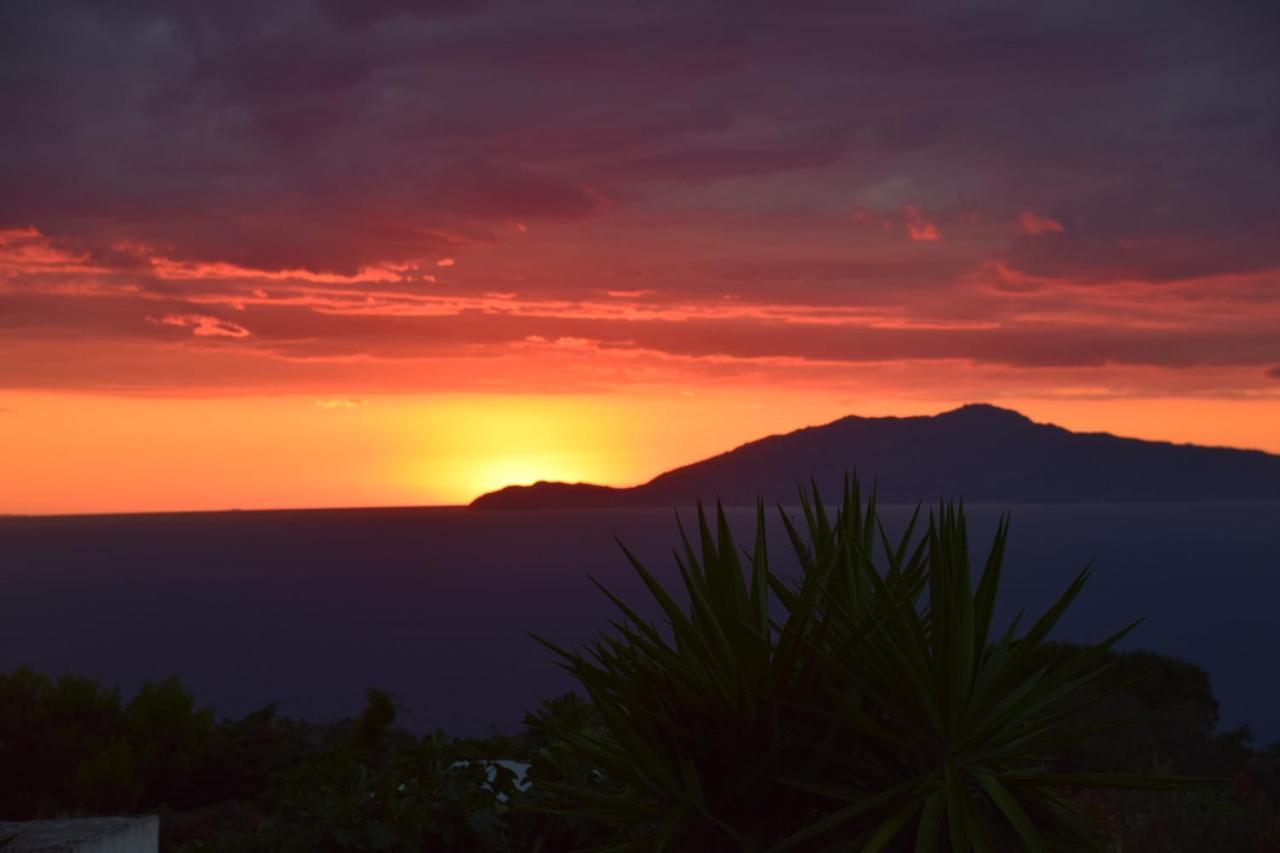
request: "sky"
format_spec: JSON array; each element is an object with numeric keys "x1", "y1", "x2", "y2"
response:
[{"x1": 2, "y1": 0, "x2": 1279, "y2": 513}]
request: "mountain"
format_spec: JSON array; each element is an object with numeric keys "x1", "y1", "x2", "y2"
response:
[{"x1": 469, "y1": 404, "x2": 1280, "y2": 509}]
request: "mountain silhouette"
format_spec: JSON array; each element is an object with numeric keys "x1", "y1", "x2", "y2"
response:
[{"x1": 470, "y1": 404, "x2": 1280, "y2": 509}]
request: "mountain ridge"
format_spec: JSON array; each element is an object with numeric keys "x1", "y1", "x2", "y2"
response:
[{"x1": 469, "y1": 404, "x2": 1280, "y2": 509}]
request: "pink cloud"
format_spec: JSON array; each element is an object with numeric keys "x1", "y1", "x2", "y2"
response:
[
  {"x1": 1019, "y1": 211, "x2": 1066, "y2": 236},
  {"x1": 851, "y1": 208, "x2": 893, "y2": 231},
  {"x1": 149, "y1": 256, "x2": 407, "y2": 284},
  {"x1": 151, "y1": 314, "x2": 251, "y2": 338},
  {"x1": 0, "y1": 227, "x2": 105, "y2": 275},
  {"x1": 905, "y1": 206, "x2": 940, "y2": 242}
]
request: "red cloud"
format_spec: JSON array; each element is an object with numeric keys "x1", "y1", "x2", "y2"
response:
[
  {"x1": 1019, "y1": 212, "x2": 1066, "y2": 236},
  {"x1": 3, "y1": 1, "x2": 1279, "y2": 409},
  {"x1": 151, "y1": 314, "x2": 251, "y2": 338},
  {"x1": 905, "y1": 206, "x2": 940, "y2": 242}
]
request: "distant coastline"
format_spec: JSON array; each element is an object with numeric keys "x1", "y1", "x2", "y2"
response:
[{"x1": 471, "y1": 403, "x2": 1280, "y2": 509}]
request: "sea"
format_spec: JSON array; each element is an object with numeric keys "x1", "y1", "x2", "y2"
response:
[{"x1": 1, "y1": 502, "x2": 1278, "y2": 741}]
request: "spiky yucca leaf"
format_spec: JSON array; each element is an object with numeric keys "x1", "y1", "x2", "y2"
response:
[
  {"x1": 531, "y1": 501, "x2": 804, "y2": 851},
  {"x1": 775, "y1": 501, "x2": 1196, "y2": 853}
]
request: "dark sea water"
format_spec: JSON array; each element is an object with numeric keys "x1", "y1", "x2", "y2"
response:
[{"x1": 1, "y1": 503, "x2": 1278, "y2": 741}]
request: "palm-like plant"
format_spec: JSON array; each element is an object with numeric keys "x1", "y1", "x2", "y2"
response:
[
  {"x1": 533, "y1": 479, "x2": 1189, "y2": 852},
  {"x1": 779, "y1": 502, "x2": 1185, "y2": 852},
  {"x1": 531, "y1": 499, "x2": 847, "y2": 851}
]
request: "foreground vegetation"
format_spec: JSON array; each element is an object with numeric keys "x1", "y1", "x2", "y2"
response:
[
  {"x1": 1, "y1": 662, "x2": 1277, "y2": 851},
  {"x1": 3, "y1": 483, "x2": 1279, "y2": 850}
]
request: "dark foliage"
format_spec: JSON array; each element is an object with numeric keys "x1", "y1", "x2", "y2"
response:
[{"x1": 0, "y1": 663, "x2": 1276, "y2": 851}]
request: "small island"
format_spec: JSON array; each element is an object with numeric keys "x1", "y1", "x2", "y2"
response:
[{"x1": 473, "y1": 404, "x2": 1280, "y2": 509}]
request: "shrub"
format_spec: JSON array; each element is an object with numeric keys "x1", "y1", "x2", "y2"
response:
[{"x1": 0, "y1": 667, "x2": 213, "y2": 818}]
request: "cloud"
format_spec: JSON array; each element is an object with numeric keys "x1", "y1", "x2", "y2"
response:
[
  {"x1": 315, "y1": 0, "x2": 483, "y2": 29},
  {"x1": 4, "y1": 0, "x2": 1274, "y2": 282},
  {"x1": 7, "y1": 269, "x2": 1279, "y2": 374},
  {"x1": 851, "y1": 208, "x2": 892, "y2": 231},
  {"x1": 613, "y1": 140, "x2": 847, "y2": 185},
  {"x1": 428, "y1": 161, "x2": 606, "y2": 221},
  {"x1": 2, "y1": 0, "x2": 1279, "y2": 400},
  {"x1": 1003, "y1": 228, "x2": 1280, "y2": 284},
  {"x1": 905, "y1": 206, "x2": 940, "y2": 242},
  {"x1": 1268, "y1": 366, "x2": 1280, "y2": 380},
  {"x1": 150, "y1": 314, "x2": 251, "y2": 338},
  {"x1": 315, "y1": 398, "x2": 366, "y2": 409},
  {"x1": 1019, "y1": 212, "x2": 1065, "y2": 236}
]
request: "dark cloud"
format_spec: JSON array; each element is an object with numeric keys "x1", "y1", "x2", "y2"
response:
[
  {"x1": 315, "y1": 0, "x2": 490, "y2": 29},
  {"x1": 2, "y1": 0, "x2": 1276, "y2": 278},
  {"x1": 2, "y1": 0, "x2": 1279, "y2": 394},
  {"x1": 613, "y1": 139, "x2": 848, "y2": 185},
  {"x1": 430, "y1": 161, "x2": 605, "y2": 220},
  {"x1": 1268, "y1": 366, "x2": 1280, "y2": 380}
]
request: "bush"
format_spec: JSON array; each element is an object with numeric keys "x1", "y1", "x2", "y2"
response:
[{"x1": 0, "y1": 667, "x2": 213, "y2": 817}]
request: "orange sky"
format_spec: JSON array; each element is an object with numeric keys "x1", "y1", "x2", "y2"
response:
[
  {"x1": 3, "y1": 4, "x2": 1279, "y2": 514},
  {"x1": 3, "y1": 388, "x2": 1278, "y2": 515}
]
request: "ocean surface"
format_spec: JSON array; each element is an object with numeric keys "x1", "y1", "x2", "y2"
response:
[{"x1": 1, "y1": 503, "x2": 1278, "y2": 741}]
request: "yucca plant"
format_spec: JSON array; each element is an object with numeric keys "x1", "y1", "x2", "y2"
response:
[
  {"x1": 778, "y1": 501, "x2": 1191, "y2": 852},
  {"x1": 531, "y1": 487, "x2": 922, "y2": 852},
  {"x1": 532, "y1": 479, "x2": 1191, "y2": 852}
]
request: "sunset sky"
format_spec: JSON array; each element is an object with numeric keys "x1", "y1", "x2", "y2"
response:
[{"x1": 2, "y1": 1, "x2": 1279, "y2": 514}]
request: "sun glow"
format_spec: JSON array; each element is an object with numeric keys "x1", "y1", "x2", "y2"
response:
[
  {"x1": 457, "y1": 454, "x2": 597, "y2": 497},
  {"x1": 401, "y1": 397, "x2": 640, "y2": 503}
]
